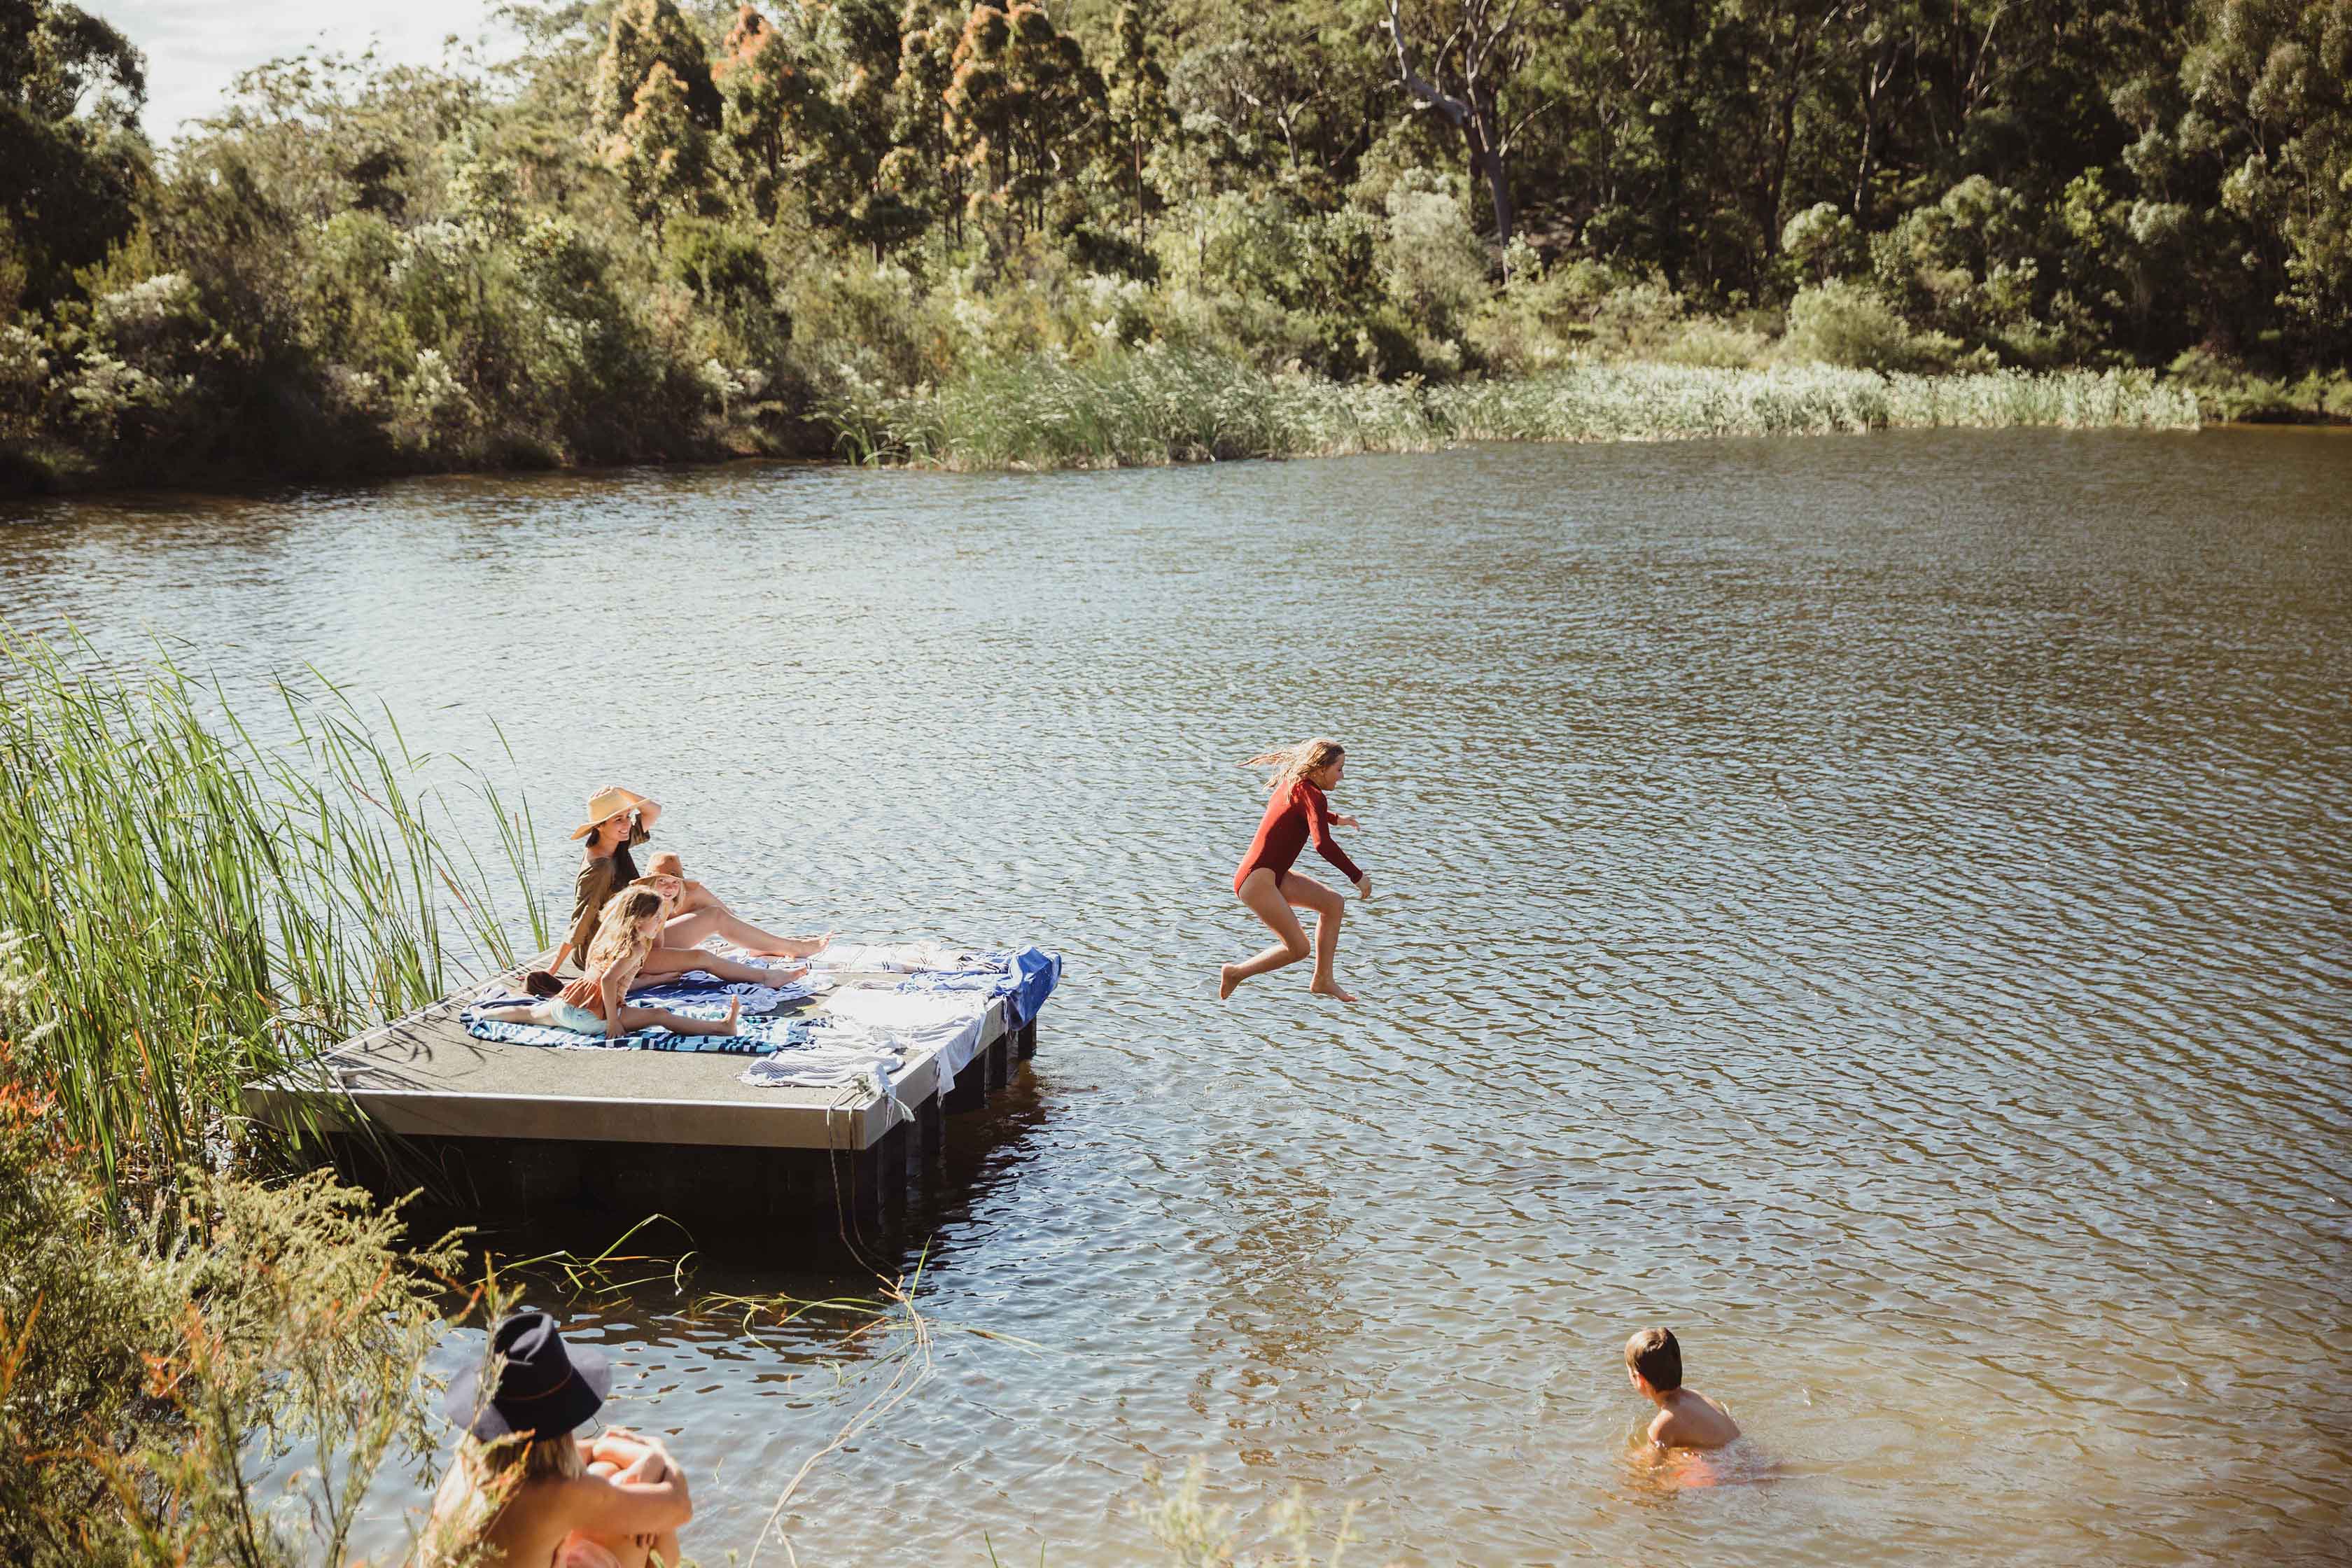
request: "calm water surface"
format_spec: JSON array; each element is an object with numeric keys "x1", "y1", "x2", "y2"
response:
[{"x1": 7, "y1": 430, "x2": 2350, "y2": 1564}]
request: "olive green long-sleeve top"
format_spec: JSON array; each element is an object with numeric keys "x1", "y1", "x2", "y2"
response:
[{"x1": 556, "y1": 841, "x2": 640, "y2": 969}]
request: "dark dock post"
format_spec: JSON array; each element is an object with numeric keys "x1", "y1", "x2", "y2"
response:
[
  {"x1": 875, "y1": 1117, "x2": 913, "y2": 1215},
  {"x1": 917, "y1": 1088, "x2": 944, "y2": 1180},
  {"x1": 944, "y1": 1058, "x2": 988, "y2": 1112},
  {"x1": 848, "y1": 1138, "x2": 886, "y2": 1236}
]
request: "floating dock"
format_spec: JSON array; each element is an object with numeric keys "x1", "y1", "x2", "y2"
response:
[{"x1": 245, "y1": 951, "x2": 1053, "y2": 1236}]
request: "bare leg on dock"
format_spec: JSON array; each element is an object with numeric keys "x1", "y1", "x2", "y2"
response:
[
  {"x1": 613, "y1": 997, "x2": 741, "y2": 1036},
  {"x1": 665, "y1": 881, "x2": 829, "y2": 958},
  {"x1": 634, "y1": 946, "x2": 804, "y2": 986}
]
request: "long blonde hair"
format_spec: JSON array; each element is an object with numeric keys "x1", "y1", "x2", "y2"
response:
[
  {"x1": 419, "y1": 1433, "x2": 584, "y2": 1567},
  {"x1": 584, "y1": 886, "x2": 665, "y2": 974},
  {"x1": 1242, "y1": 737, "x2": 1345, "y2": 797}
]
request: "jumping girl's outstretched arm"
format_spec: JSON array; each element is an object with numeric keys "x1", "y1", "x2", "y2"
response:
[{"x1": 1300, "y1": 779, "x2": 1368, "y2": 898}]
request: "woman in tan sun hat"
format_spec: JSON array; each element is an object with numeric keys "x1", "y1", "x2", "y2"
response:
[
  {"x1": 549, "y1": 788, "x2": 662, "y2": 975},
  {"x1": 545, "y1": 788, "x2": 818, "y2": 982}
]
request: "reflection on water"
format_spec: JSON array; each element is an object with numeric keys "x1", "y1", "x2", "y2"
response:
[{"x1": 6, "y1": 430, "x2": 2351, "y2": 1564}]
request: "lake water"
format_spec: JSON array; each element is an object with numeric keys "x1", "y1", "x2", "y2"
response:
[{"x1": 6, "y1": 429, "x2": 2350, "y2": 1565}]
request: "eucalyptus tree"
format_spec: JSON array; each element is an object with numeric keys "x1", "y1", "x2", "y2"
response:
[
  {"x1": 0, "y1": 0, "x2": 147, "y2": 307},
  {"x1": 1382, "y1": 0, "x2": 1560, "y2": 243}
]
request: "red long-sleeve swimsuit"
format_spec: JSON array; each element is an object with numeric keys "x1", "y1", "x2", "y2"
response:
[{"x1": 1234, "y1": 778, "x2": 1363, "y2": 895}]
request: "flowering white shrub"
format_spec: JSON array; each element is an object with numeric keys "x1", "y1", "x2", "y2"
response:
[
  {"x1": 0, "y1": 325, "x2": 50, "y2": 420},
  {"x1": 91, "y1": 273, "x2": 206, "y2": 351}
]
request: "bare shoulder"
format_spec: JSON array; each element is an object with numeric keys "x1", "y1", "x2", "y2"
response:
[
  {"x1": 1646, "y1": 1406, "x2": 1676, "y2": 1448},
  {"x1": 1653, "y1": 1392, "x2": 1740, "y2": 1450}
]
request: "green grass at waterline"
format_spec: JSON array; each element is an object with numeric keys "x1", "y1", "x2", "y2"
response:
[
  {"x1": 0, "y1": 628, "x2": 546, "y2": 1192},
  {"x1": 822, "y1": 351, "x2": 2201, "y2": 470}
]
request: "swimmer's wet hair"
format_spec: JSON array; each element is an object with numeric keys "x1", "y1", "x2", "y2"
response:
[{"x1": 1626, "y1": 1327, "x2": 1682, "y2": 1390}]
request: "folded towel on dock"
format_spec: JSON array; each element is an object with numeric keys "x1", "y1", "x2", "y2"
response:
[
  {"x1": 807, "y1": 940, "x2": 981, "y2": 974},
  {"x1": 819, "y1": 986, "x2": 997, "y2": 1093},
  {"x1": 736, "y1": 1020, "x2": 911, "y2": 1100}
]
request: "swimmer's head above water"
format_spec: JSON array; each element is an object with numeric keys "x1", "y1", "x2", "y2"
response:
[
  {"x1": 1625, "y1": 1326, "x2": 1742, "y2": 1451},
  {"x1": 1625, "y1": 1326, "x2": 1683, "y2": 1395}
]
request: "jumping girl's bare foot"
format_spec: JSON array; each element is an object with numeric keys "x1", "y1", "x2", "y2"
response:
[
  {"x1": 1219, "y1": 964, "x2": 1241, "y2": 1000},
  {"x1": 1308, "y1": 979, "x2": 1357, "y2": 1003}
]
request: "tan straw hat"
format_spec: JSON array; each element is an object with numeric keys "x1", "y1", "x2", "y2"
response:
[{"x1": 568, "y1": 786, "x2": 662, "y2": 841}]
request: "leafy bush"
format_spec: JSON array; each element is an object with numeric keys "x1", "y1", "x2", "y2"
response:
[
  {"x1": 2164, "y1": 347, "x2": 2352, "y2": 424},
  {"x1": 1781, "y1": 281, "x2": 1956, "y2": 372},
  {"x1": 1658, "y1": 318, "x2": 1770, "y2": 369},
  {"x1": 1380, "y1": 168, "x2": 1487, "y2": 336},
  {"x1": 0, "y1": 1051, "x2": 463, "y2": 1568},
  {"x1": 1587, "y1": 281, "x2": 1686, "y2": 358},
  {"x1": 1781, "y1": 202, "x2": 1864, "y2": 284}
]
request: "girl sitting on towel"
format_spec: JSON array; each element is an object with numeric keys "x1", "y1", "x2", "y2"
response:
[
  {"x1": 483, "y1": 888, "x2": 742, "y2": 1042},
  {"x1": 1220, "y1": 736, "x2": 1370, "y2": 1004},
  {"x1": 643, "y1": 849, "x2": 832, "y2": 960},
  {"x1": 549, "y1": 787, "x2": 799, "y2": 990}
]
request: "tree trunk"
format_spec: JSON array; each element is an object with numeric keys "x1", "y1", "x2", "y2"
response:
[
  {"x1": 1853, "y1": 106, "x2": 1877, "y2": 226},
  {"x1": 1477, "y1": 137, "x2": 1516, "y2": 246},
  {"x1": 1387, "y1": 0, "x2": 1518, "y2": 244}
]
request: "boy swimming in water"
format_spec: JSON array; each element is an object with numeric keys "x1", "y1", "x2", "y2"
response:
[{"x1": 1625, "y1": 1327, "x2": 1741, "y2": 1451}]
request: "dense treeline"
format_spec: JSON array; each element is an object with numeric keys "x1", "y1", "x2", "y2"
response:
[{"x1": 0, "y1": 0, "x2": 2346, "y2": 486}]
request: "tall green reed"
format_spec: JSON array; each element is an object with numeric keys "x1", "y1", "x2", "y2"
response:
[
  {"x1": 0, "y1": 625, "x2": 545, "y2": 1192},
  {"x1": 822, "y1": 349, "x2": 2201, "y2": 470}
]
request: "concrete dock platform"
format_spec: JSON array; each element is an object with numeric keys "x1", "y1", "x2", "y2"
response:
[{"x1": 246, "y1": 962, "x2": 1046, "y2": 1235}]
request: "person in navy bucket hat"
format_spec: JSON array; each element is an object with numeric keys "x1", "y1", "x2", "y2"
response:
[
  {"x1": 444, "y1": 1310, "x2": 614, "y2": 1440},
  {"x1": 419, "y1": 1312, "x2": 693, "y2": 1568}
]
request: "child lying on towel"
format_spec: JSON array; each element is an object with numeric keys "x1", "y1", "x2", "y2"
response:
[{"x1": 479, "y1": 888, "x2": 741, "y2": 1042}]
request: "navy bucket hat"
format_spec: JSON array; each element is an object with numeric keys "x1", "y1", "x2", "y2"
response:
[{"x1": 443, "y1": 1311, "x2": 612, "y2": 1441}]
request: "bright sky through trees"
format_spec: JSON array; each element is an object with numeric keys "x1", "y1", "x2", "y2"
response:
[{"x1": 104, "y1": 0, "x2": 507, "y2": 136}]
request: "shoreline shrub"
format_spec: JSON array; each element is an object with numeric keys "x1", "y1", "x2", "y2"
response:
[
  {"x1": 0, "y1": 1054, "x2": 463, "y2": 1568},
  {"x1": 1781, "y1": 281, "x2": 1959, "y2": 373}
]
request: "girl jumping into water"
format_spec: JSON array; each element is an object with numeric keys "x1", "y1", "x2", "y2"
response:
[{"x1": 1221, "y1": 737, "x2": 1370, "y2": 1003}]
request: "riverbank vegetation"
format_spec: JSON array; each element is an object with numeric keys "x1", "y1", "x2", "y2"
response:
[
  {"x1": 829, "y1": 351, "x2": 2197, "y2": 467},
  {"x1": 0, "y1": 1069, "x2": 465, "y2": 1567},
  {"x1": 0, "y1": 629, "x2": 545, "y2": 1189},
  {"x1": 0, "y1": 626, "x2": 536, "y2": 1564},
  {"x1": 4, "y1": 0, "x2": 2350, "y2": 489}
]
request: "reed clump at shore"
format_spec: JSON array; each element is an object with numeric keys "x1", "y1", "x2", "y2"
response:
[
  {"x1": 0, "y1": 627, "x2": 545, "y2": 1189},
  {"x1": 0, "y1": 628, "x2": 557, "y2": 1566},
  {"x1": 822, "y1": 351, "x2": 2202, "y2": 472}
]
